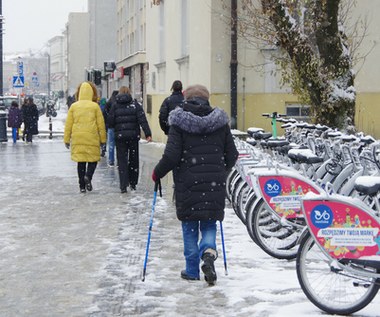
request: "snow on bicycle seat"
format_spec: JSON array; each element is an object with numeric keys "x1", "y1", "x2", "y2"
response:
[
  {"x1": 252, "y1": 132, "x2": 272, "y2": 140},
  {"x1": 288, "y1": 148, "x2": 324, "y2": 164},
  {"x1": 247, "y1": 127, "x2": 264, "y2": 136},
  {"x1": 245, "y1": 137, "x2": 257, "y2": 146},
  {"x1": 304, "y1": 123, "x2": 317, "y2": 129},
  {"x1": 360, "y1": 135, "x2": 376, "y2": 145},
  {"x1": 326, "y1": 131, "x2": 342, "y2": 138},
  {"x1": 281, "y1": 122, "x2": 295, "y2": 129},
  {"x1": 315, "y1": 124, "x2": 329, "y2": 131},
  {"x1": 340, "y1": 135, "x2": 359, "y2": 143},
  {"x1": 266, "y1": 138, "x2": 289, "y2": 148},
  {"x1": 354, "y1": 176, "x2": 380, "y2": 196},
  {"x1": 296, "y1": 122, "x2": 308, "y2": 128}
]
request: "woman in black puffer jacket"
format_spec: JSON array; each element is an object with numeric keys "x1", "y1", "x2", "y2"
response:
[
  {"x1": 108, "y1": 86, "x2": 152, "y2": 192},
  {"x1": 153, "y1": 84, "x2": 238, "y2": 284}
]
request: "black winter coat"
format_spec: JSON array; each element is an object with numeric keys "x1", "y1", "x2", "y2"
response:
[
  {"x1": 22, "y1": 103, "x2": 39, "y2": 135},
  {"x1": 154, "y1": 98, "x2": 239, "y2": 221},
  {"x1": 103, "y1": 91, "x2": 118, "y2": 129},
  {"x1": 159, "y1": 91, "x2": 184, "y2": 134},
  {"x1": 108, "y1": 93, "x2": 151, "y2": 141}
]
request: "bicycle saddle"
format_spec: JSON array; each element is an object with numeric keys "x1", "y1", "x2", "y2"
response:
[
  {"x1": 354, "y1": 176, "x2": 380, "y2": 196},
  {"x1": 288, "y1": 148, "x2": 324, "y2": 164}
]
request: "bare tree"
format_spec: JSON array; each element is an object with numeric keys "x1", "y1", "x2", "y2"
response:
[{"x1": 225, "y1": 0, "x2": 369, "y2": 129}]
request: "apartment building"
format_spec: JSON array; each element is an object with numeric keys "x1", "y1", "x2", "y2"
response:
[
  {"x1": 48, "y1": 35, "x2": 66, "y2": 95},
  {"x1": 106, "y1": 0, "x2": 146, "y2": 100},
  {"x1": 66, "y1": 12, "x2": 90, "y2": 96},
  {"x1": 144, "y1": 0, "x2": 294, "y2": 142},
  {"x1": 143, "y1": 0, "x2": 380, "y2": 140},
  {"x1": 62, "y1": 0, "x2": 380, "y2": 140},
  {"x1": 88, "y1": 0, "x2": 117, "y2": 98}
]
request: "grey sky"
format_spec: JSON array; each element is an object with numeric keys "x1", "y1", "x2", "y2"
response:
[{"x1": 3, "y1": 0, "x2": 87, "y2": 54}]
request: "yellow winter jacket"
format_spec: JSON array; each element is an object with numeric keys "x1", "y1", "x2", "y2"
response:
[{"x1": 64, "y1": 82, "x2": 107, "y2": 162}]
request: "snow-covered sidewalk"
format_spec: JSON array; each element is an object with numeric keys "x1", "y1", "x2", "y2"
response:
[{"x1": 0, "y1": 113, "x2": 379, "y2": 316}]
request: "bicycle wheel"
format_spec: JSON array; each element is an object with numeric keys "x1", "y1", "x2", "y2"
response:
[
  {"x1": 234, "y1": 182, "x2": 252, "y2": 224},
  {"x1": 296, "y1": 231, "x2": 380, "y2": 315},
  {"x1": 244, "y1": 192, "x2": 260, "y2": 243},
  {"x1": 249, "y1": 198, "x2": 301, "y2": 260},
  {"x1": 230, "y1": 176, "x2": 244, "y2": 216},
  {"x1": 226, "y1": 168, "x2": 239, "y2": 202},
  {"x1": 232, "y1": 177, "x2": 246, "y2": 214}
]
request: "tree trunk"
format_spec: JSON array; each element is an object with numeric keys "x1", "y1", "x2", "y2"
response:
[{"x1": 261, "y1": 0, "x2": 355, "y2": 129}]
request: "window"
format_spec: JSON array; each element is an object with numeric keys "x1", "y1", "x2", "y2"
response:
[
  {"x1": 146, "y1": 94, "x2": 152, "y2": 114},
  {"x1": 286, "y1": 103, "x2": 310, "y2": 120}
]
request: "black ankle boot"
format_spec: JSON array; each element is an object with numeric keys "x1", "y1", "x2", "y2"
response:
[
  {"x1": 180, "y1": 270, "x2": 200, "y2": 281},
  {"x1": 84, "y1": 176, "x2": 93, "y2": 191},
  {"x1": 201, "y1": 253, "x2": 217, "y2": 285}
]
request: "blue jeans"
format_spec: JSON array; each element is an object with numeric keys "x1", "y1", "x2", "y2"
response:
[
  {"x1": 181, "y1": 220, "x2": 217, "y2": 279},
  {"x1": 12, "y1": 128, "x2": 18, "y2": 143},
  {"x1": 107, "y1": 128, "x2": 115, "y2": 164}
]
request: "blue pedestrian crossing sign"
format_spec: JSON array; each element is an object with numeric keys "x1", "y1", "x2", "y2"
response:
[{"x1": 13, "y1": 75, "x2": 25, "y2": 88}]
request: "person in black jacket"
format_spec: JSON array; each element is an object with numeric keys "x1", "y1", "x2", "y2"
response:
[
  {"x1": 103, "y1": 90, "x2": 119, "y2": 166},
  {"x1": 152, "y1": 84, "x2": 238, "y2": 284},
  {"x1": 22, "y1": 97, "x2": 39, "y2": 143},
  {"x1": 159, "y1": 80, "x2": 184, "y2": 135},
  {"x1": 108, "y1": 86, "x2": 152, "y2": 193}
]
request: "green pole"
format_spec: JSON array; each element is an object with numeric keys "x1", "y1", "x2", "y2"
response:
[{"x1": 271, "y1": 112, "x2": 277, "y2": 139}]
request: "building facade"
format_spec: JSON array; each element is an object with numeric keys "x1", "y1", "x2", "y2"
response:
[
  {"x1": 48, "y1": 35, "x2": 66, "y2": 96},
  {"x1": 88, "y1": 0, "x2": 117, "y2": 98},
  {"x1": 38, "y1": 0, "x2": 380, "y2": 139},
  {"x1": 143, "y1": 0, "x2": 380, "y2": 141},
  {"x1": 66, "y1": 12, "x2": 90, "y2": 97}
]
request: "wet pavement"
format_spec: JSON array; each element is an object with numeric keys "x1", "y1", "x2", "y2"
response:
[{"x1": 0, "y1": 139, "x2": 172, "y2": 316}]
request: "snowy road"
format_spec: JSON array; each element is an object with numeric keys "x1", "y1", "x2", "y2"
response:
[{"x1": 0, "y1": 138, "x2": 379, "y2": 317}]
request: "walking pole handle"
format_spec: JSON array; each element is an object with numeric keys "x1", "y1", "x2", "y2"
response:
[{"x1": 154, "y1": 179, "x2": 162, "y2": 197}]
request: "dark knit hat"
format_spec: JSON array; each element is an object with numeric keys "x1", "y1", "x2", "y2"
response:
[
  {"x1": 184, "y1": 84, "x2": 210, "y2": 100},
  {"x1": 171, "y1": 80, "x2": 183, "y2": 92}
]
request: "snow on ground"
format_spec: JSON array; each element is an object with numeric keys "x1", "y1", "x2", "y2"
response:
[{"x1": 3, "y1": 100, "x2": 380, "y2": 316}]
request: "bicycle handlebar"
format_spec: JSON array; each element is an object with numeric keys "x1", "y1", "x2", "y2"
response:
[{"x1": 262, "y1": 112, "x2": 287, "y2": 118}]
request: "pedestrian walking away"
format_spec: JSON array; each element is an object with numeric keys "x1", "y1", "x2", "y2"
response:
[
  {"x1": 152, "y1": 84, "x2": 239, "y2": 285},
  {"x1": 108, "y1": 86, "x2": 152, "y2": 193},
  {"x1": 98, "y1": 97, "x2": 107, "y2": 157},
  {"x1": 158, "y1": 80, "x2": 184, "y2": 135},
  {"x1": 7, "y1": 101, "x2": 23, "y2": 143},
  {"x1": 21, "y1": 97, "x2": 39, "y2": 143},
  {"x1": 64, "y1": 81, "x2": 107, "y2": 193},
  {"x1": 103, "y1": 90, "x2": 119, "y2": 167}
]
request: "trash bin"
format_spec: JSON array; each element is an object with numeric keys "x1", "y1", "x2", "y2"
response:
[{"x1": 0, "y1": 103, "x2": 8, "y2": 142}]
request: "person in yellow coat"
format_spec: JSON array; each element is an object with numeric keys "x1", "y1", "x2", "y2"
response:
[{"x1": 64, "y1": 81, "x2": 107, "y2": 193}]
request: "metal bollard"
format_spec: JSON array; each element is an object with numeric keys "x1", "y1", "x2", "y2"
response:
[
  {"x1": 49, "y1": 115, "x2": 53, "y2": 139},
  {"x1": 0, "y1": 103, "x2": 8, "y2": 142}
]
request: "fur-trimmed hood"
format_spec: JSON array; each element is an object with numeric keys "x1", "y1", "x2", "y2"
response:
[{"x1": 168, "y1": 100, "x2": 229, "y2": 134}]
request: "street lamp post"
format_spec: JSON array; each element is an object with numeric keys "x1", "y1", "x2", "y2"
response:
[
  {"x1": 0, "y1": 0, "x2": 3, "y2": 96},
  {"x1": 46, "y1": 52, "x2": 52, "y2": 139},
  {"x1": 46, "y1": 52, "x2": 51, "y2": 97}
]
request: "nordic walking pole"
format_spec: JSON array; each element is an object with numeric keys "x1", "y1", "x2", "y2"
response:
[
  {"x1": 142, "y1": 180, "x2": 162, "y2": 282},
  {"x1": 220, "y1": 221, "x2": 228, "y2": 276}
]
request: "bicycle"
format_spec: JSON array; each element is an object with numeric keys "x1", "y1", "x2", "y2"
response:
[{"x1": 297, "y1": 177, "x2": 380, "y2": 315}]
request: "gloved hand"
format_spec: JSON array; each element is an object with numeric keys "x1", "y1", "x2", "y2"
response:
[
  {"x1": 101, "y1": 143, "x2": 106, "y2": 157},
  {"x1": 65, "y1": 143, "x2": 70, "y2": 149},
  {"x1": 152, "y1": 170, "x2": 158, "y2": 182}
]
